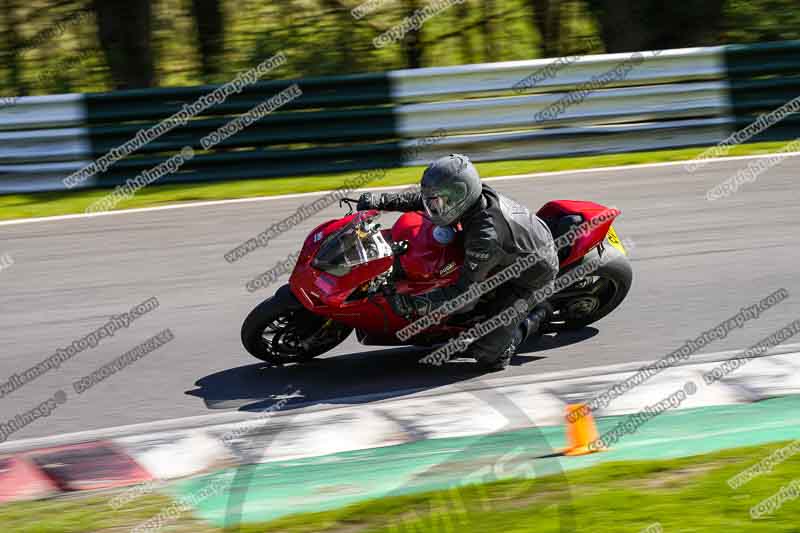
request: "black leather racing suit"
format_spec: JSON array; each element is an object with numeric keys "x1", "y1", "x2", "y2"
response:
[{"x1": 373, "y1": 184, "x2": 559, "y2": 363}]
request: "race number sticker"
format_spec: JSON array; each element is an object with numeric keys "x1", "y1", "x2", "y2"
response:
[{"x1": 606, "y1": 226, "x2": 626, "y2": 255}]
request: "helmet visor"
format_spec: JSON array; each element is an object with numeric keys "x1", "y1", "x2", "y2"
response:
[{"x1": 422, "y1": 182, "x2": 467, "y2": 223}]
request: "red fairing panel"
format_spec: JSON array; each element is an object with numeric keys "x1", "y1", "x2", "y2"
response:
[
  {"x1": 290, "y1": 211, "x2": 394, "y2": 307},
  {"x1": 289, "y1": 211, "x2": 465, "y2": 333},
  {"x1": 281, "y1": 200, "x2": 623, "y2": 342},
  {"x1": 537, "y1": 200, "x2": 620, "y2": 267},
  {"x1": 391, "y1": 212, "x2": 464, "y2": 291}
]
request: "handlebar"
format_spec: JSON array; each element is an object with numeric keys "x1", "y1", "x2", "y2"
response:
[{"x1": 339, "y1": 197, "x2": 360, "y2": 215}]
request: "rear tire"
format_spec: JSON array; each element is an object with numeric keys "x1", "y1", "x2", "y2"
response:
[
  {"x1": 545, "y1": 245, "x2": 632, "y2": 331},
  {"x1": 241, "y1": 285, "x2": 353, "y2": 365}
]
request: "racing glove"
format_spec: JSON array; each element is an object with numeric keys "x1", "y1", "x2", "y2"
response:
[
  {"x1": 358, "y1": 191, "x2": 424, "y2": 212},
  {"x1": 389, "y1": 293, "x2": 433, "y2": 320},
  {"x1": 357, "y1": 192, "x2": 377, "y2": 211}
]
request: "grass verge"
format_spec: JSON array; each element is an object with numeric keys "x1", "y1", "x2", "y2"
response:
[
  {"x1": 0, "y1": 140, "x2": 793, "y2": 222},
  {"x1": 3, "y1": 440, "x2": 799, "y2": 532}
]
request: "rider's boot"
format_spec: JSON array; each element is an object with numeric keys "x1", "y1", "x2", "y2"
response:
[{"x1": 518, "y1": 302, "x2": 553, "y2": 343}]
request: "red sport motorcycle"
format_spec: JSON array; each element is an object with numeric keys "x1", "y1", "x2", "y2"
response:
[{"x1": 241, "y1": 198, "x2": 632, "y2": 365}]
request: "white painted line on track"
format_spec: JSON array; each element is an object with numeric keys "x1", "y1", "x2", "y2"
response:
[
  {"x1": 1, "y1": 151, "x2": 798, "y2": 227},
  {"x1": 1, "y1": 344, "x2": 798, "y2": 454}
]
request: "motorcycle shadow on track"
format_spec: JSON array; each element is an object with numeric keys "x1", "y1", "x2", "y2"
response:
[
  {"x1": 186, "y1": 327, "x2": 598, "y2": 412},
  {"x1": 186, "y1": 327, "x2": 598, "y2": 411}
]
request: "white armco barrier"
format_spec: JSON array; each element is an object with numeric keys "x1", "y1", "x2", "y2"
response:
[
  {"x1": 0, "y1": 47, "x2": 737, "y2": 194},
  {"x1": 388, "y1": 47, "x2": 727, "y2": 99},
  {"x1": 0, "y1": 94, "x2": 92, "y2": 193},
  {"x1": 391, "y1": 47, "x2": 734, "y2": 167}
]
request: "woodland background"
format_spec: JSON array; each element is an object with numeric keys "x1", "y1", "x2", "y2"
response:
[{"x1": 1, "y1": 0, "x2": 799, "y2": 95}]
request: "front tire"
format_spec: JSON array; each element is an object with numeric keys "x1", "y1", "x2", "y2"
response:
[{"x1": 241, "y1": 285, "x2": 353, "y2": 365}]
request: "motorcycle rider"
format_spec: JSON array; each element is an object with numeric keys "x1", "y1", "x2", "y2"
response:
[{"x1": 357, "y1": 154, "x2": 558, "y2": 370}]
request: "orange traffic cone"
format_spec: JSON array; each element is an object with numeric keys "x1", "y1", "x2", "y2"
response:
[{"x1": 562, "y1": 403, "x2": 607, "y2": 456}]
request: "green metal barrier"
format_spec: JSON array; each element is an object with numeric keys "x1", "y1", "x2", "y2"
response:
[
  {"x1": 5, "y1": 41, "x2": 800, "y2": 194},
  {"x1": 85, "y1": 71, "x2": 403, "y2": 187},
  {"x1": 726, "y1": 40, "x2": 800, "y2": 142}
]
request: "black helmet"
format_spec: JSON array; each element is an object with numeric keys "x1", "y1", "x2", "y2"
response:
[{"x1": 420, "y1": 154, "x2": 482, "y2": 226}]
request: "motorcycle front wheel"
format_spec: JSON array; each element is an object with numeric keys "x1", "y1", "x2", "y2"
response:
[{"x1": 241, "y1": 284, "x2": 353, "y2": 365}]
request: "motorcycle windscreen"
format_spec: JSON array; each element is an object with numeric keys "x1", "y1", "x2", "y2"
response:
[{"x1": 313, "y1": 226, "x2": 393, "y2": 275}]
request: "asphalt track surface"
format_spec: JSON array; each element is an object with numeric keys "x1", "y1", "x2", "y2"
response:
[{"x1": 1, "y1": 156, "x2": 799, "y2": 441}]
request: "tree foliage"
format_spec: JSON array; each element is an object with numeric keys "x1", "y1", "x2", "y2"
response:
[{"x1": 1, "y1": 0, "x2": 800, "y2": 95}]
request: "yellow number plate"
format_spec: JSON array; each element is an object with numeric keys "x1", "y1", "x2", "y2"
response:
[{"x1": 606, "y1": 226, "x2": 626, "y2": 255}]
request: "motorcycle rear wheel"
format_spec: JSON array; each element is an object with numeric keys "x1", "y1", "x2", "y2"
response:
[
  {"x1": 241, "y1": 284, "x2": 353, "y2": 365},
  {"x1": 544, "y1": 245, "x2": 632, "y2": 332}
]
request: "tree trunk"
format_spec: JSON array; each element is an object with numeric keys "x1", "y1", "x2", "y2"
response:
[
  {"x1": 91, "y1": 0, "x2": 155, "y2": 89},
  {"x1": 191, "y1": 0, "x2": 224, "y2": 81},
  {"x1": 1, "y1": 0, "x2": 26, "y2": 96},
  {"x1": 403, "y1": 0, "x2": 423, "y2": 68},
  {"x1": 456, "y1": 0, "x2": 477, "y2": 64},
  {"x1": 319, "y1": 0, "x2": 357, "y2": 73},
  {"x1": 584, "y1": 0, "x2": 648, "y2": 52},
  {"x1": 481, "y1": 0, "x2": 497, "y2": 62},
  {"x1": 585, "y1": 0, "x2": 725, "y2": 53},
  {"x1": 531, "y1": 0, "x2": 561, "y2": 57},
  {"x1": 650, "y1": 0, "x2": 727, "y2": 50}
]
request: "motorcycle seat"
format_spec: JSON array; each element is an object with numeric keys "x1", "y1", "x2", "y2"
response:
[{"x1": 548, "y1": 214, "x2": 584, "y2": 261}]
